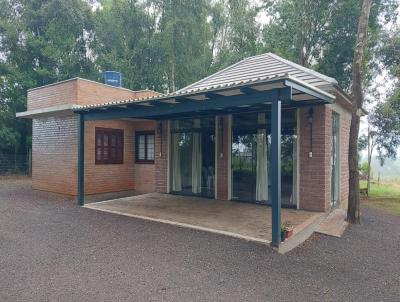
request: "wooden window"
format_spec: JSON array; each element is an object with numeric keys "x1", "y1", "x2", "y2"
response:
[
  {"x1": 135, "y1": 131, "x2": 155, "y2": 164},
  {"x1": 95, "y1": 128, "x2": 124, "y2": 164}
]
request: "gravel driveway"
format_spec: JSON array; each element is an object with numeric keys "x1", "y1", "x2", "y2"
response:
[{"x1": 1, "y1": 179, "x2": 399, "y2": 301}]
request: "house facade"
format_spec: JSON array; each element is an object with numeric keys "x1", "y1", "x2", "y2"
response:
[{"x1": 18, "y1": 53, "x2": 352, "y2": 245}]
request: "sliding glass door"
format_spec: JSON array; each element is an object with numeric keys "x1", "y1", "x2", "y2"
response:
[
  {"x1": 231, "y1": 110, "x2": 297, "y2": 207},
  {"x1": 232, "y1": 113, "x2": 270, "y2": 203},
  {"x1": 170, "y1": 117, "x2": 215, "y2": 198}
]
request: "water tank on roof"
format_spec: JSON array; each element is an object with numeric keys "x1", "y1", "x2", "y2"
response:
[{"x1": 103, "y1": 71, "x2": 122, "y2": 87}]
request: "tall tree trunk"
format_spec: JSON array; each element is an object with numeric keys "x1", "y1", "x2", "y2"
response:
[{"x1": 348, "y1": 0, "x2": 372, "y2": 223}]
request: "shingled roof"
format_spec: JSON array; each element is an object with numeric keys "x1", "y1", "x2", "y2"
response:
[{"x1": 179, "y1": 53, "x2": 337, "y2": 93}]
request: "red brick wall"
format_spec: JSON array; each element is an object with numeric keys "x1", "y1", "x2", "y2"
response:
[
  {"x1": 84, "y1": 120, "x2": 136, "y2": 194},
  {"x1": 155, "y1": 120, "x2": 169, "y2": 193},
  {"x1": 28, "y1": 80, "x2": 77, "y2": 111},
  {"x1": 76, "y1": 79, "x2": 157, "y2": 107},
  {"x1": 133, "y1": 121, "x2": 157, "y2": 193},
  {"x1": 32, "y1": 115, "x2": 157, "y2": 196},
  {"x1": 327, "y1": 92, "x2": 352, "y2": 210},
  {"x1": 216, "y1": 116, "x2": 229, "y2": 200},
  {"x1": 84, "y1": 119, "x2": 156, "y2": 195},
  {"x1": 32, "y1": 115, "x2": 78, "y2": 195},
  {"x1": 299, "y1": 106, "x2": 332, "y2": 211},
  {"x1": 331, "y1": 96, "x2": 352, "y2": 210},
  {"x1": 27, "y1": 78, "x2": 158, "y2": 111},
  {"x1": 339, "y1": 113, "x2": 351, "y2": 209},
  {"x1": 29, "y1": 77, "x2": 159, "y2": 196}
]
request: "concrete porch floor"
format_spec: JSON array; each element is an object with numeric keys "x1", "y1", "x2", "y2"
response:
[{"x1": 84, "y1": 193, "x2": 324, "y2": 246}]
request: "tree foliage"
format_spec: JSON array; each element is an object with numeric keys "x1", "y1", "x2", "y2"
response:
[
  {"x1": 0, "y1": 0, "x2": 96, "y2": 155},
  {"x1": 366, "y1": 25, "x2": 400, "y2": 163},
  {"x1": 359, "y1": 161, "x2": 369, "y2": 175},
  {"x1": 0, "y1": 0, "x2": 399, "y2": 167},
  {"x1": 370, "y1": 90, "x2": 400, "y2": 162},
  {"x1": 262, "y1": 0, "x2": 397, "y2": 89},
  {"x1": 92, "y1": 0, "x2": 163, "y2": 90}
]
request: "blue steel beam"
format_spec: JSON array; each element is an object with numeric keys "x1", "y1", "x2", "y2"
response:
[
  {"x1": 82, "y1": 90, "x2": 280, "y2": 121},
  {"x1": 279, "y1": 86, "x2": 292, "y2": 102},
  {"x1": 77, "y1": 113, "x2": 85, "y2": 206},
  {"x1": 283, "y1": 101, "x2": 326, "y2": 108},
  {"x1": 271, "y1": 98, "x2": 282, "y2": 246}
]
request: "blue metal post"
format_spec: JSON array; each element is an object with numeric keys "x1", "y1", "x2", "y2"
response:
[
  {"x1": 78, "y1": 114, "x2": 85, "y2": 206},
  {"x1": 271, "y1": 99, "x2": 281, "y2": 246}
]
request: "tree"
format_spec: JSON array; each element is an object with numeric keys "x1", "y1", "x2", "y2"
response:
[
  {"x1": 359, "y1": 93, "x2": 400, "y2": 190},
  {"x1": 262, "y1": 0, "x2": 363, "y2": 88},
  {"x1": 263, "y1": 0, "x2": 335, "y2": 65},
  {"x1": 379, "y1": 25, "x2": 400, "y2": 79},
  {"x1": 209, "y1": 0, "x2": 261, "y2": 72},
  {"x1": 153, "y1": 0, "x2": 213, "y2": 91},
  {"x1": 359, "y1": 123, "x2": 378, "y2": 193},
  {"x1": 0, "y1": 0, "x2": 96, "y2": 158},
  {"x1": 347, "y1": 0, "x2": 373, "y2": 223},
  {"x1": 262, "y1": 0, "x2": 397, "y2": 89},
  {"x1": 92, "y1": 0, "x2": 165, "y2": 91},
  {"x1": 370, "y1": 92, "x2": 400, "y2": 161},
  {"x1": 358, "y1": 22, "x2": 400, "y2": 198},
  {"x1": 358, "y1": 161, "x2": 369, "y2": 177},
  {"x1": 94, "y1": 0, "x2": 215, "y2": 92},
  {"x1": 1, "y1": 0, "x2": 397, "y2": 177},
  {"x1": 374, "y1": 25, "x2": 400, "y2": 160}
]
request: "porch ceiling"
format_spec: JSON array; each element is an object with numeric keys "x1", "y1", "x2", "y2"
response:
[{"x1": 74, "y1": 74, "x2": 335, "y2": 121}]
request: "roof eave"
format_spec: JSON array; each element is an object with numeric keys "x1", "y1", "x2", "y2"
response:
[{"x1": 16, "y1": 104, "x2": 76, "y2": 119}]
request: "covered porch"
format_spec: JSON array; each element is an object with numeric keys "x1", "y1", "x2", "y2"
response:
[
  {"x1": 74, "y1": 74, "x2": 335, "y2": 246},
  {"x1": 84, "y1": 193, "x2": 323, "y2": 248}
]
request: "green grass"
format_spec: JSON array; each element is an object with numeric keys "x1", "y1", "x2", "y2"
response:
[
  {"x1": 360, "y1": 180, "x2": 400, "y2": 198},
  {"x1": 360, "y1": 180, "x2": 400, "y2": 216}
]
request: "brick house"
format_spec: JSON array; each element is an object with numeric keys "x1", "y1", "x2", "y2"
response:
[{"x1": 17, "y1": 53, "x2": 352, "y2": 245}]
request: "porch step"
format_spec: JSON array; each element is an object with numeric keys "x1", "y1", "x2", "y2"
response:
[
  {"x1": 316, "y1": 209, "x2": 348, "y2": 237},
  {"x1": 277, "y1": 212, "x2": 326, "y2": 254}
]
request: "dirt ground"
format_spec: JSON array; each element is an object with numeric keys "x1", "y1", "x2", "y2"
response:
[{"x1": 1, "y1": 178, "x2": 399, "y2": 301}]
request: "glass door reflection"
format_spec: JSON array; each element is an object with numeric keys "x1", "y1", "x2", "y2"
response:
[
  {"x1": 170, "y1": 118, "x2": 215, "y2": 198},
  {"x1": 231, "y1": 110, "x2": 297, "y2": 207}
]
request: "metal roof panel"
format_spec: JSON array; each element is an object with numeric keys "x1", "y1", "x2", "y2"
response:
[
  {"x1": 74, "y1": 74, "x2": 335, "y2": 111},
  {"x1": 178, "y1": 53, "x2": 337, "y2": 92}
]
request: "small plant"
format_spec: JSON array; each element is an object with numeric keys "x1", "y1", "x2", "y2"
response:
[
  {"x1": 281, "y1": 221, "x2": 294, "y2": 241},
  {"x1": 281, "y1": 221, "x2": 292, "y2": 231}
]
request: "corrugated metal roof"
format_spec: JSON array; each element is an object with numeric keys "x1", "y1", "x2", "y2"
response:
[
  {"x1": 73, "y1": 53, "x2": 338, "y2": 111},
  {"x1": 178, "y1": 53, "x2": 337, "y2": 92},
  {"x1": 74, "y1": 74, "x2": 335, "y2": 111},
  {"x1": 74, "y1": 73, "x2": 284, "y2": 110}
]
